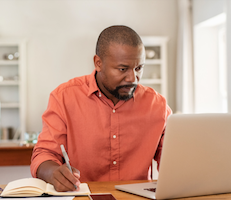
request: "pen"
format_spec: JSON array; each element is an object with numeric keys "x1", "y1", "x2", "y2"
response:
[{"x1": 60, "y1": 144, "x2": 77, "y2": 189}]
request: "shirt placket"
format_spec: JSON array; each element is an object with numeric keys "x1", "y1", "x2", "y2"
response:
[
  {"x1": 97, "y1": 91, "x2": 126, "y2": 180},
  {"x1": 110, "y1": 108, "x2": 119, "y2": 180}
]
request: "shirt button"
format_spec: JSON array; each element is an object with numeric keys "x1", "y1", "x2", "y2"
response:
[
  {"x1": 113, "y1": 135, "x2": 116, "y2": 139},
  {"x1": 113, "y1": 161, "x2": 117, "y2": 165},
  {"x1": 112, "y1": 109, "x2": 116, "y2": 113}
]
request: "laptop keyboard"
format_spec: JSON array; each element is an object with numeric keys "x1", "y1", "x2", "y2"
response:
[{"x1": 144, "y1": 188, "x2": 156, "y2": 192}]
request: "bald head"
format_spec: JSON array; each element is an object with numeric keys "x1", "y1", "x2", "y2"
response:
[{"x1": 96, "y1": 25, "x2": 143, "y2": 59}]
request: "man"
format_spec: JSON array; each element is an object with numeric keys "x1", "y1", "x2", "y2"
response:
[{"x1": 30, "y1": 25, "x2": 172, "y2": 192}]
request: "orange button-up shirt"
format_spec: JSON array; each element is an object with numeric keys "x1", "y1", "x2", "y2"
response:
[{"x1": 31, "y1": 70, "x2": 171, "y2": 182}]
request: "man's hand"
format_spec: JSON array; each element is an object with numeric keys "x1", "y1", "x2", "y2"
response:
[{"x1": 37, "y1": 160, "x2": 80, "y2": 192}]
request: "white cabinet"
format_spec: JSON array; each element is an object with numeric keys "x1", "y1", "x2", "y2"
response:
[
  {"x1": 141, "y1": 36, "x2": 168, "y2": 99},
  {"x1": 141, "y1": 36, "x2": 168, "y2": 180},
  {"x1": 0, "y1": 39, "x2": 27, "y2": 142}
]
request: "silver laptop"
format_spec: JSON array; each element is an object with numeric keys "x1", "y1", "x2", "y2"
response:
[{"x1": 115, "y1": 113, "x2": 231, "y2": 199}]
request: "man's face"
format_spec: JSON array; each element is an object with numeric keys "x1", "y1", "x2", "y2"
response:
[{"x1": 95, "y1": 42, "x2": 145, "y2": 103}]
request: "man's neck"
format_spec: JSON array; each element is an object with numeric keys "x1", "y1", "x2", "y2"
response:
[{"x1": 95, "y1": 72, "x2": 119, "y2": 105}]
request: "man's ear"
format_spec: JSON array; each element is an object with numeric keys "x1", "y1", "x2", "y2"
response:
[{"x1": 94, "y1": 55, "x2": 102, "y2": 72}]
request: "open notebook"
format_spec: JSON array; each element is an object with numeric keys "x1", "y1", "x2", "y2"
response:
[
  {"x1": 1, "y1": 178, "x2": 90, "y2": 197},
  {"x1": 115, "y1": 113, "x2": 231, "y2": 199}
]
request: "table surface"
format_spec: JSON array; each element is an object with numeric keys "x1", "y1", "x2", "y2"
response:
[
  {"x1": 76, "y1": 180, "x2": 231, "y2": 200},
  {"x1": 0, "y1": 144, "x2": 34, "y2": 166},
  {"x1": 2, "y1": 180, "x2": 231, "y2": 200},
  {"x1": 82, "y1": 180, "x2": 152, "y2": 200}
]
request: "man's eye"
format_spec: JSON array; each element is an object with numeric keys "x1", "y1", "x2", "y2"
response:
[
  {"x1": 119, "y1": 68, "x2": 126, "y2": 71},
  {"x1": 135, "y1": 66, "x2": 143, "y2": 71}
]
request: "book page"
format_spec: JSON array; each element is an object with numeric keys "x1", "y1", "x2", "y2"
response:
[
  {"x1": 0, "y1": 196, "x2": 75, "y2": 200},
  {"x1": 1, "y1": 178, "x2": 47, "y2": 196},
  {"x1": 46, "y1": 183, "x2": 91, "y2": 196}
]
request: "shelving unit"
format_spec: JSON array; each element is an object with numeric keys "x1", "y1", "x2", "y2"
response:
[
  {"x1": 0, "y1": 39, "x2": 27, "y2": 142},
  {"x1": 141, "y1": 36, "x2": 169, "y2": 180},
  {"x1": 141, "y1": 36, "x2": 169, "y2": 99}
]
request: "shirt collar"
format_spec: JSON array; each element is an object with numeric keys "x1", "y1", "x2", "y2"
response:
[
  {"x1": 87, "y1": 69, "x2": 99, "y2": 97},
  {"x1": 87, "y1": 69, "x2": 137, "y2": 102}
]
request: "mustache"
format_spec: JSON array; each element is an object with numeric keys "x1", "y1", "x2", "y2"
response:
[{"x1": 115, "y1": 84, "x2": 137, "y2": 90}]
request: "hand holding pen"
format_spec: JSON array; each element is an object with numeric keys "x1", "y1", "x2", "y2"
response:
[
  {"x1": 36, "y1": 159, "x2": 80, "y2": 192},
  {"x1": 60, "y1": 144, "x2": 80, "y2": 190},
  {"x1": 36, "y1": 145, "x2": 80, "y2": 192}
]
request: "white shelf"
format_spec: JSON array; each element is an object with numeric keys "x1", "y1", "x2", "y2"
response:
[
  {"x1": 141, "y1": 36, "x2": 168, "y2": 99},
  {"x1": 1, "y1": 102, "x2": 20, "y2": 108},
  {"x1": 145, "y1": 59, "x2": 162, "y2": 65},
  {"x1": 0, "y1": 38, "x2": 27, "y2": 141},
  {"x1": 140, "y1": 79, "x2": 162, "y2": 84},
  {"x1": 142, "y1": 36, "x2": 168, "y2": 181},
  {"x1": 0, "y1": 80, "x2": 19, "y2": 85},
  {"x1": 0, "y1": 140, "x2": 21, "y2": 146},
  {"x1": 0, "y1": 60, "x2": 19, "y2": 65}
]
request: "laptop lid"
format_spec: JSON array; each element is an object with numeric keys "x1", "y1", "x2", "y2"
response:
[
  {"x1": 115, "y1": 113, "x2": 231, "y2": 199},
  {"x1": 156, "y1": 113, "x2": 231, "y2": 199}
]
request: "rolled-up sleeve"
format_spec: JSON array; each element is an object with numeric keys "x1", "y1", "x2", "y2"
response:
[
  {"x1": 154, "y1": 105, "x2": 172, "y2": 171},
  {"x1": 30, "y1": 91, "x2": 67, "y2": 178}
]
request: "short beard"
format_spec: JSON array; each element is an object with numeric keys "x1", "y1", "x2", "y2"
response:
[{"x1": 105, "y1": 84, "x2": 137, "y2": 101}]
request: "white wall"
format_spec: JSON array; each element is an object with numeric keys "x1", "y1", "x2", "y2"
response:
[
  {"x1": 192, "y1": 0, "x2": 226, "y2": 25},
  {"x1": 0, "y1": 0, "x2": 178, "y2": 132}
]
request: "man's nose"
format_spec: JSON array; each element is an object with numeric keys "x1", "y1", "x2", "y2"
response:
[{"x1": 125, "y1": 69, "x2": 137, "y2": 83}]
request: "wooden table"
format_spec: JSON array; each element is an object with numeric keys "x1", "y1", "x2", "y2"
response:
[
  {"x1": 2, "y1": 180, "x2": 231, "y2": 200},
  {"x1": 0, "y1": 144, "x2": 34, "y2": 166},
  {"x1": 74, "y1": 180, "x2": 231, "y2": 200},
  {"x1": 81, "y1": 180, "x2": 152, "y2": 200}
]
